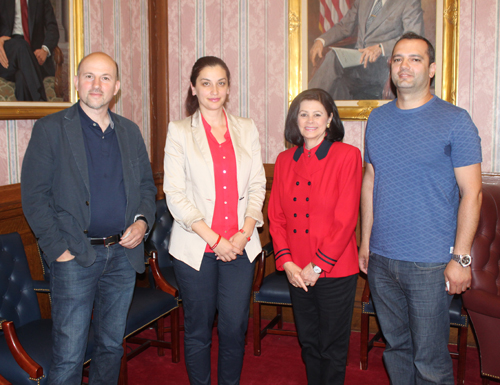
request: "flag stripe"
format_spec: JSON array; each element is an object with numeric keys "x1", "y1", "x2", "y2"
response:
[{"x1": 319, "y1": 0, "x2": 351, "y2": 33}]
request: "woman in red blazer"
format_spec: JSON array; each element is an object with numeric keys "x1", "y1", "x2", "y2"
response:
[{"x1": 269, "y1": 88, "x2": 362, "y2": 384}]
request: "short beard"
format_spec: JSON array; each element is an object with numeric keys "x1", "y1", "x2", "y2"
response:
[{"x1": 80, "y1": 94, "x2": 112, "y2": 110}]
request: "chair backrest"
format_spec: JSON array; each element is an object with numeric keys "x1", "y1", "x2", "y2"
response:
[
  {"x1": 470, "y1": 176, "x2": 500, "y2": 296},
  {"x1": 145, "y1": 198, "x2": 175, "y2": 269},
  {"x1": 0, "y1": 233, "x2": 41, "y2": 327}
]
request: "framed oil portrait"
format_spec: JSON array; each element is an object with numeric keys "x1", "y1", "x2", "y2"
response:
[
  {"x1": 0, "y1": 0, "x2": 84, "y2": 120},
  {"x1": 288, "y1": 0, "x2": 459, "y2": 120}
]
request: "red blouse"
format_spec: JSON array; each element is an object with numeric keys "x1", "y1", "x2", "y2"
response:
[{"x1": 201, "y1": 113, "x2": 239, "y2": 253}]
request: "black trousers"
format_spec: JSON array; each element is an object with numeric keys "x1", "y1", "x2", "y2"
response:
[
  {"x1": 173, "y1": 252, "x2": 256, "y2": 385},
  {"x1": 289, "y1": 273, "x2": 358, "y2": 385},
  {"x1": 0, "y1": 35, "x2": 47, "y2": 101}
]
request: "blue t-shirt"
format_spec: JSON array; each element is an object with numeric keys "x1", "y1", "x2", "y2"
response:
[{"x1": 365, "y1": 96, "x2": 482, "y2": 262}]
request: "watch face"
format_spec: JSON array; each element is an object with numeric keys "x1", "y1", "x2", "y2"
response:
[
  {"x1": 461, "y1": 255, "x2": 471, "y2": 267},
  {"x1": 313, "y1": 266, "x2": 322, "y2": 274}
]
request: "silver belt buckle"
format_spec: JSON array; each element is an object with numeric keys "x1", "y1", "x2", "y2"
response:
[{"x1": 104, "y1": 236, "x2": 117, "y2": 247}]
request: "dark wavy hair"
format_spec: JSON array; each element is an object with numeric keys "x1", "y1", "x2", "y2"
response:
[
  {"x1": 185, "y1": 56, "x2": 231, "y2": 116},
  {"x1": 284, "y1": 88, "x2": 344, "y2": 147}
]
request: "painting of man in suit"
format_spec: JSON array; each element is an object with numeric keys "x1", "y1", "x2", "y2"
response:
[
  {"x1": 308, "y1": 0, "x2": 426, "y2": 101},
  {"x1": 0, "y1": 0, "x2": 59, "y2": 101}
]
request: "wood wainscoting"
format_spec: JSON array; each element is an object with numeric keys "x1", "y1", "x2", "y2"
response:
[
  {"x1": 3, "y1": 170, "x2": 492, "y2": 345},
  {"x1": 0, "y1": 183, "x2": 51, "y2": 318}
]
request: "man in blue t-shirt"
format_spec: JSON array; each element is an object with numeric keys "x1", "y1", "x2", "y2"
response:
[{"x1": 360, "y1": 32, "x2": 482, "y2": 384}]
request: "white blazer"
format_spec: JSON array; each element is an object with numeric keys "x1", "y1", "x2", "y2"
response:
[{"x1": 163, "y1": 109, "x2": 266, "y2": 271}]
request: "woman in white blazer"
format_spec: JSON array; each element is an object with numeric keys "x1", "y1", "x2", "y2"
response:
[{"x1": 163, "y1": 56, "x2": 266, "y2": 385}]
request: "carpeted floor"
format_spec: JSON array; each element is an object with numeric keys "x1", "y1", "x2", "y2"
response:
[{"x1": 127, "y1": 320, "x2": 483, "y2": 384}]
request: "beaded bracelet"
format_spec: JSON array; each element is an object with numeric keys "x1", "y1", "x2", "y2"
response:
[
  {"x1": 210, "y1": 234, "x2": 222, "y2": 250},
  {"x1": 239, "y1": 229, "x2": 251, "y2": 242}
]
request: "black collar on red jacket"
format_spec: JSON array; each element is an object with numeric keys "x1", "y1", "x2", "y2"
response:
[{"x1": 293, "y1": 140, "x2": 333, "y2": 162}]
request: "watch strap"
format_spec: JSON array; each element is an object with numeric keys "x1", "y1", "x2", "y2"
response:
[{"x1": 451, "y1": 253, "x2": 471, "y2": 267}]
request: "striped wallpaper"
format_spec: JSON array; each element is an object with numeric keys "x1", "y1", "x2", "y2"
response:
[
  {"x1": 168, "y1": 0, "x2": 496, "y2": 168},
  {"x1": 0, "y1": 0, "x2": 498, "y2": 185},
  {"x1": 168, "y1": 0, "x2": 289, "y2": 163},
  {"x1": 458, "y1": 0, "x2": 499, "y2": 172}
]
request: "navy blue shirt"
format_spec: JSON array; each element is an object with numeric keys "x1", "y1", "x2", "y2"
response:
[{"x1": 78, "y1": 103, "x2": 127, "y2": 238}]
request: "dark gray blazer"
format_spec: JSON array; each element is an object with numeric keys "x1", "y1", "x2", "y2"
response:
[
  {"x1": 319, "y1": 0, "x2": 424, "y2": 57},
  {"x1": 21, "y1": 103, "x2": 157, "y2": 273}
]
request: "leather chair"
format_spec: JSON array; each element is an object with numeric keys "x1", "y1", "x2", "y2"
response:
[
  {"x1": 1, "y1": 232, "x2": 179, "y2": 385},
  {"x1": 118, "y1": 249, "x2": 180, "y2": 384},
  {"x1": 0, "y1": 232, "x2": 94, "y2": 384},
  {"x1": 463, "y1": 176, "x2": 500, "y2": 384},
  {"x1": 252, "y1": 242, "x2": 297, "y2": 356},
  {"x1": 360, "y1": 280, "x2": 469, "y2": 385},
  {"x1": 145, "y1": 198, "x2": 179, "y2": 296}
]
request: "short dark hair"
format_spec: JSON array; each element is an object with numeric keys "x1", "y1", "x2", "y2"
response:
[
  {"x1": 393, "y1": 32, "x2": 435, "y2": 64},
  {"x1": 185, "y1": 56, "x2": 231, "y2": 116},
  {"x1": 285, "y1": 88, "x2": 344, "y2": 147}
]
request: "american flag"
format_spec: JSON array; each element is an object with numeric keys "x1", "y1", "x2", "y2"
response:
[{"x1": 319, "y1": 0, "x2": 352, "y2": 33}]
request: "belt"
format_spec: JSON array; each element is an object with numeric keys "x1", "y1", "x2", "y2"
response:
[{"x1": 89, "y1": 233, "x2": 121, "y2": 247}]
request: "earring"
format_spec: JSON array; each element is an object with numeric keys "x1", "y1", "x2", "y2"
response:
[{"x1": 327, "y1": 122, "x2": 331, "y2": 128}]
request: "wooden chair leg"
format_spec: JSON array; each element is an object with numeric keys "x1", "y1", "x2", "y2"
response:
[
  {"x1": 157, "y1": 317, "x2": 165, "y2": 357},
  {"x1": 360, "y1": 312, "x2": 369, "y2": 370},
  {"x1": 277, "y1": 306, "x2": 283, "y2": 329},
  {"x1": 118, "y1": 339, "x2": 128, "y2": 385},
  {"x1": 253, "y1": 301, "x2": 262, "y2": 356},
  {"x1": 456, "y1": 325, "x2": 468, "y2": 385},
  {"x1": 171, "y1": 307, "x2": 180, "y2": 363}
]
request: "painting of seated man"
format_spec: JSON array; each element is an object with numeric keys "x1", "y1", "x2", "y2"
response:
[
  {"x1": 307, "y1": 0, "x2": 436, "y2": 101},
  {"x1": 0, "y1": 0, "x2": 70, "y2": 102}
]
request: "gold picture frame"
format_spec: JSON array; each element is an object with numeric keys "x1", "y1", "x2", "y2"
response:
[
  {"x1": 0, "y1": 0, "x2": 84, "y2": 120},
  {"x1": 288, "y1": 0, "x2": 459, "y2": 120}
]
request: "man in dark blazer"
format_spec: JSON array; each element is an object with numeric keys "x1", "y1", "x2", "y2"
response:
[
  {"x1": 21, "y1": 52, "x2": 156, "y2": 385},
  {"x1": 309, "y1": 0, "x2": 424, "y2": 100},
  {"x1": 0, "y1": 0, "x2": 59, "y2": 101}
]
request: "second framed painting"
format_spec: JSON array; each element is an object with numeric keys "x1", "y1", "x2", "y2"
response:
[
  {"x1": 288, "y1": 0, "x2": 459, "y2": 120},
  {"x1": 0, "y1": 0, "x2": 84, "y2": 120}
]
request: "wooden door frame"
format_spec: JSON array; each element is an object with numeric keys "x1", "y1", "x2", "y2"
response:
[{"x1": 148, "y1": 0, "x2": 169, "y2": 198}]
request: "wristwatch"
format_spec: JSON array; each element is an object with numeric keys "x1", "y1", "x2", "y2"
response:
[
  {"x1": 134, "y1": 214, "x2": 149, "y2": 231},
  {"x1": 312, "y1": 263, "x2": 322, "y2": 274},
  {"x1": 451, "y1": 254, "x2": 472, "y2": 268}
]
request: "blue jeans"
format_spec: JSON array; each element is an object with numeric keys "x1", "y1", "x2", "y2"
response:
[
  {"x1": 48, "y1": 244, "x2": 136, "y2": 385},
  {"x1": 367, "y1": 253, "x2": 454, "y2": 385},
  {"x1": 173, "y1": 252, "x2": 255, "y2": 385}
]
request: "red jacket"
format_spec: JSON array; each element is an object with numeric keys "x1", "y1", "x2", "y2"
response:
[{"x1": 268, "y1": 140, "x2": 362, "y2": 278}]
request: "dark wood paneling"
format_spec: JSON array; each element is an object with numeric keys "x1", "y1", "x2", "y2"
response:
[
  {"x1": 0, "y1": 183, "x2": 51, "y2": 318},
  {"x1": 2, "y1": 170, "x2": 490, "y2": 345},
  {"x1": 148, "y1": 0, "x2": 169, "y2": 199}
]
